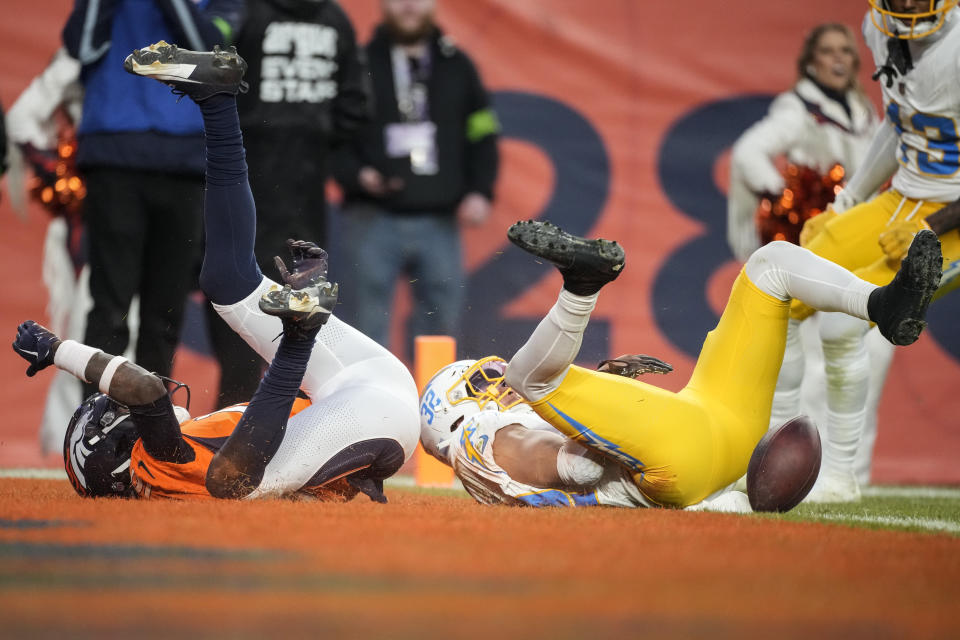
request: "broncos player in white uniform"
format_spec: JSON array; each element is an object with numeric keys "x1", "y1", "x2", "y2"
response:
[{"x1": 783, "y1": 0, "x2": 960, "y2": 502}]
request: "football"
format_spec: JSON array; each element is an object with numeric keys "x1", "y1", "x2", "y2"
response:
[{"x1": 747, "y1": 415, "x2": 822, "y2": 512}]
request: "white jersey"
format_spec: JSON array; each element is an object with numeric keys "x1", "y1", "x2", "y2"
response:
[
  {"x1": 864, "y1": 9, "x2": 960, "y2": 202},
  {"x1": 447, "y1": 407, "x2": 652, "y2": 508}
]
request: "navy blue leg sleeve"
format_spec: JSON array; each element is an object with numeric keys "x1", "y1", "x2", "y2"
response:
[
  {"x1": 206, "y1": 327, "x2": 320, "y2": 497},
  {"x1": 197, "y1": 95, "x2": 264, "y2": 305}
]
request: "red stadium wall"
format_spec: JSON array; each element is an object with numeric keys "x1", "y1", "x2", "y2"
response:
[{"x1": 1, "y1": 0, "x2": 957, "y2": 483}]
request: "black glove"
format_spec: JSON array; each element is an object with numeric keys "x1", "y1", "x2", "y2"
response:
[
  {"x1": 12, "y1": 320, "x2": 60, "y2": 377},
  {"x1": 597, "y1": 354, "x2": 673, "y2": 379},
  {"x1": 273, "y1": 239, "x2": 330, "y2": 289}
]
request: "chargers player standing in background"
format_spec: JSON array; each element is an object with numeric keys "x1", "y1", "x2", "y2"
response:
[
  {"x1": 781, "y1": 0, "x2": 960, "y2": 502},
  {"x1": 727, "y1": 23, "x2": 893, "y2": 486}
]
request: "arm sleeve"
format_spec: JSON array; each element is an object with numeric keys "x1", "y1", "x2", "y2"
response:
[
  {"x1": 331, "y1": 15, "x2": 371, "y2": 142},
  {"x1": 129, "y1": 396, "x2": 193, "y2": 464},
  {"x1": 729, "y1": 93, "x2": 806, "y2": 195},
  {"x1": 62, "y1": 0, "x2": 121, "y2": 65},
  {"x1": 328, "y1": 15, "x2": 372, "y2": 191},
  {"x1": 153, "y1": 0, "x2": 246, "y2": 49},
  {"x1": 330, "y1": 135, "x2": 367, "y2": 193},
  {"x1": 727, "y1": 157, "x2": 762, "y2": 261},
  {"x1": 6, "y1": 48, "x2": 82, "y2": 149},
  {"x1": 835, "y1": 119, "x2": 899, "y2": 210},
  {"x1": 461, "y1": 55, "x2": 499, "y2": 200}
]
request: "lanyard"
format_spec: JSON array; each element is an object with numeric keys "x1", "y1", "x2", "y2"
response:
[{"x1": 391, "y1": 45, "x2": 431, "y2": 122}]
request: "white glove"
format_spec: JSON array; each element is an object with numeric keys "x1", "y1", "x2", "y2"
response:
[{"x1": 831, "y1": 187, "x2": 860, "y2": 214}]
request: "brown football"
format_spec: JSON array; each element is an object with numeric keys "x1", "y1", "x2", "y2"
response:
[{"x1": 747, "y1": 415, "x2": 822, "y2": 512}]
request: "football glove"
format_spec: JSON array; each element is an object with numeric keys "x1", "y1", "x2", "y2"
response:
[
  {"x1": 799, "y1": 209, "x2": 838, "y2": 248},
  {"x1": 597, "y1": 354, "x2": 673, "y2": 379},
  {"x1": 12, "y1": 320, "x2": 60, "y2": 377},
  {"x1": 273, "y1": 239, "x2": 329, "y2": 289},
  {"x1": 879, "y1": 219, "x2": 932, "y2": 266}
]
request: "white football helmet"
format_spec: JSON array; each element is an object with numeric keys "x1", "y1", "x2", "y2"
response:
[{"x1": 418, "y1": 356, "x2": 526, "y2": 462}]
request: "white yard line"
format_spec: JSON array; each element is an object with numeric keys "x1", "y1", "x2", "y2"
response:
[
  {"x1": 819, "y1": 513, "x2": 960, "y2": 534},
  {"x1": 862, "y1": 486, "x2": 960, "y2": 500}
]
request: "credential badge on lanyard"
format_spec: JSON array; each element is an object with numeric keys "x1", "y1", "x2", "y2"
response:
[{"x1": 388, "y1": 46, "x2": 439, "y2": 175}]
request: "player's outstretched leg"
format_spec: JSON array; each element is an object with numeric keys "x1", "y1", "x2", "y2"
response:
[
  {"x1": 125, "y1": 40, "x2": 259, "y2": 306},
  {"x1": 745, "y1": 233, "x2": 941, "y2": 346},
  {"x1": 205, "y1": 280, "x2": 339, "y2": 499},
  {"x1": 504, "y1": 221, "x2": 625, "y2": 401}
]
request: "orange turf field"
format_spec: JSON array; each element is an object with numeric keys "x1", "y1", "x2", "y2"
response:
[{"x1": 1, "y1": 478, "x2": 958, "y2": 639}]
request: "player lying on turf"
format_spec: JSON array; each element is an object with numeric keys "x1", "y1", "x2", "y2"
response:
[
  {"x1": 778, "y1": 0, "x2": 960, "y2": 502},
  {"x1": 11, "y1": 42, "x2": 420, "y2": 501},
  {"x1": 419, "y1": 220, "x2": 941, "y2": 510}
]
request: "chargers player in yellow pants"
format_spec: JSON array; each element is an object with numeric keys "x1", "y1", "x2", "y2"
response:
[
  {"x1": 502, "y1": 220, "x2": 941, "y2": 508},
  {"x1": 775, "y1": 0, "x2": 960, "y2": 502}
]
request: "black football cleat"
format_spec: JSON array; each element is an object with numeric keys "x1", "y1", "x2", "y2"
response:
[
  {"x1": 259, "y1": 281, "x2": 339, "y2": 339},
  {"x1": 868, "y1": 229, "x2": 942, "y2": 346},
  {"x1": 507, "y1": 220, "x2": 625, "y2": 296},
  {"x1": 123, "y1": 40, "x2": 248, "y2": 102}
]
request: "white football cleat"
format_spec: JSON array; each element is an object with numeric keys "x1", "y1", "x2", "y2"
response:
[
  {"x1": 686, "y1": 490, "x2": 752, "y2": 514},
  {"x1": 803, "y1": 469, "x2": 861, "y2": 503}
]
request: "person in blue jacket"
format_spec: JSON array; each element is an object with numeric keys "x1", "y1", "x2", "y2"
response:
[{"x1": 62, "y1": 0, "x2": 245, "y2": 395}]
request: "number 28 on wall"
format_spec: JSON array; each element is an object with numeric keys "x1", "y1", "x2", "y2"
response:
[{"x1": 886, "y1": 101, "x2": 960, "y2": 177}]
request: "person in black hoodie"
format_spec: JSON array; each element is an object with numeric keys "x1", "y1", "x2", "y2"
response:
[
  {"x1": 206, "y1": 0, "x2": 371, "y2": 405},
  {"x1": 333, "y1": 0, "x2": 499, "y2": 356}
]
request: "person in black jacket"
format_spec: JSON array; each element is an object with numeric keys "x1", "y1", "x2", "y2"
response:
[
  {"x1": 333, "y1": 0, "x2": 499, "y2": 356},
  {"x1": 205, "y1": 0, "x2": 371, "y2": 405}
]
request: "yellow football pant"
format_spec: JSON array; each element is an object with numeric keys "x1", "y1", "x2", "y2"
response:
[
  {"x1": 793, "y1": 190, "x2": 960, "y2": 319},
  {"x1": 530, "y1": 272, "x2": 789, "y2": 508}
]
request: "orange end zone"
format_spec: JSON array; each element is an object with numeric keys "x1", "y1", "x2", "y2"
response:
[
  {"x1": 1, "y1": 478, "x2": 958, "y2": 637},
  {"x1": 413, "y1": 336, "x2": 457, "y2": 488}
]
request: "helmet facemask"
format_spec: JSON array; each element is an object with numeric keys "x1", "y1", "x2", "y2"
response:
[
  {"x1": 448, "y1": 357, "x2": 525, "y2": 412},
  {"x1": 869, "y1": 0, "x2": 957, "y2": 40}
]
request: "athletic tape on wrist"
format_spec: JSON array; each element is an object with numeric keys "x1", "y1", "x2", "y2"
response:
[
  {"x1": 99, "y1": 356, "x2": 129, "y2": 395},
  {"x1": 52, "y1": 340, "x2": 102, "y2": 383}
]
